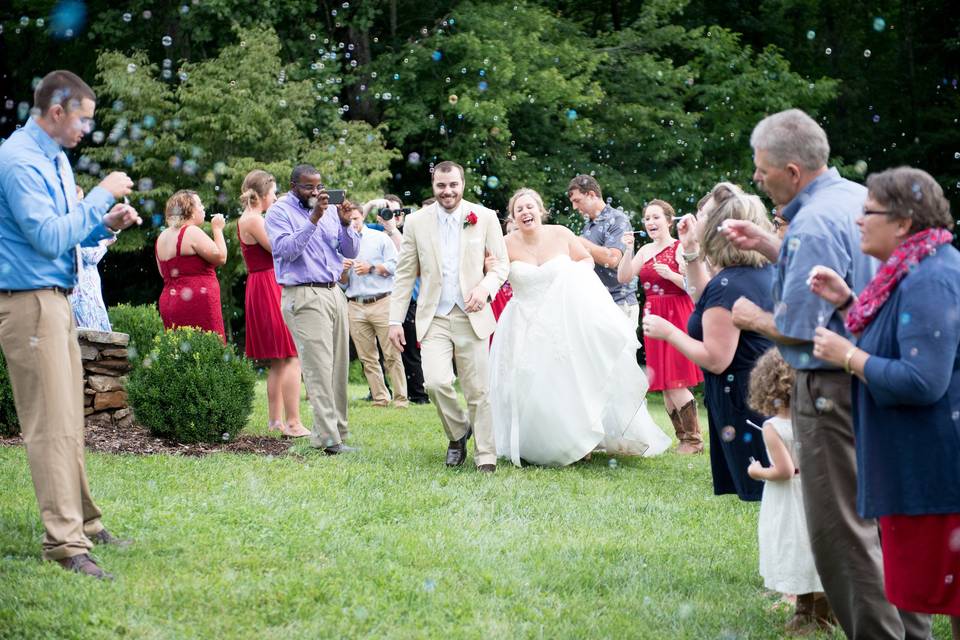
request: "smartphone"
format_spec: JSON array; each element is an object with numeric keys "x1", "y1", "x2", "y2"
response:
[{"x1": 326, "y1": 189, "x2": 345, "y2": 205}]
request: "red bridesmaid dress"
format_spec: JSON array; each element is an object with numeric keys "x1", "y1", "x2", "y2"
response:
[
  {"x1": 638, "y1": 241, "x2": 703, "y2": 390},
  {"x1": 238, "y1": 227, "x2": 297, "y2": 360},
  {"x1": 157, "y1": 226, "x2": 226, "y2": 341}
]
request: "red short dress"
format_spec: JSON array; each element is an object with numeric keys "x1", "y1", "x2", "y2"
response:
[
  {"x1": 238, "y1": 227, "x2": 297, "y2": 360},
  {"x1": 638, "y1": 241, "x2": 703, "y2": 391},
  {"x1": 156, "y1": 226, "x2": 225, "y2": 341},
  {"x1": 880, "y1": 513, "x2": 960, "y2": 616}
]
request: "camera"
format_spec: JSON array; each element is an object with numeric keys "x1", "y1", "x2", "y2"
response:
[{"x1": 379, "y1": 206, "x2": 411, "y2": 221}]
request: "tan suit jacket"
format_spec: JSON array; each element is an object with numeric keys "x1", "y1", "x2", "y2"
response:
[{"x1": 390, "y1": 199, "x2": 509, "y2": 341}]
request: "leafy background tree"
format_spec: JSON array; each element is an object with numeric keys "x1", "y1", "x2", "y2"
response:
[{"x1": 0, "y1": 0, "x2": 956, "y2": 343}]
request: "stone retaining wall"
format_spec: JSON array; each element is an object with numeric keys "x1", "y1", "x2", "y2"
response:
[{"x1": 78, "y1": 329, "x2": 133, "y2": 429}]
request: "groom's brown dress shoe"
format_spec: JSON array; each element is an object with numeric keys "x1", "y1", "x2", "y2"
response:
[
  {"x1": 445, "y1": 427, "x2": 472, "y2": 467},
  {"x1": 56, "y1": 554, "x2": 113, "y2": 580}
]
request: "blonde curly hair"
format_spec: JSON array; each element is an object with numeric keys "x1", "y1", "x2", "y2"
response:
[{"x1": 748, "y1": 348, "x2": 794, "y2": 416}]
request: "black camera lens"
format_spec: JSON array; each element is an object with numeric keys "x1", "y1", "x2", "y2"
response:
[{"x1": 379, "y1": 207, "x2": 395, "y2": 220}]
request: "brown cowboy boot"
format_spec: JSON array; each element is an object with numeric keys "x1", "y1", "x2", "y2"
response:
[
  {"x1": 667, "y1": 407, "x2": 684, "y2": 450},
  {"x1": 811, "y1": 592, "x2": 837, "y2": 632},
  {"x1": 784, "y1": 593, "x2": 816, "y2": 635},
  {"x1": 677, "y1": 399, "x2": 704, "y2": 454}
]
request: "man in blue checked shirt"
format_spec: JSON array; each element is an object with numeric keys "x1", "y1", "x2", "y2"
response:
[{"x1": 0, "y1": 70, "x2": 142, "y2": 580}]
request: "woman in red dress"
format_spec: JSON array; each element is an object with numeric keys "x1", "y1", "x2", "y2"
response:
[
  {"x1": 617, "y1": 199, "x2": 704, "y2": 453},
  {"x1": 237, "y1": 170, "x2": 307, "y2": 438},
  {"x1": 155, "y1": 190, "x2": 226, "y2": 341}
]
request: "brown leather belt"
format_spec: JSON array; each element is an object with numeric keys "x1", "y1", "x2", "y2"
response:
[
  {"x1": 286, "y1": 282, "x2": 337, "y2": 289},
  {"x1": 348, "y1": 292, "x2": 390, "y2": 304},
  {"x1": 0, "y1": 286, "x2": 74, "y2": 296}
]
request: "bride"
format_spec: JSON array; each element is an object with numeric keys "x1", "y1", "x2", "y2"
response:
[{"x1": 489, "y1": 188, "x2": 671, "y2": 466}]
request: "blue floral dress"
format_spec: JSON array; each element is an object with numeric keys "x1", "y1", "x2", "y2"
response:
[{"x1": 70, "y1": 242, "x2": 112, "y2": 331}]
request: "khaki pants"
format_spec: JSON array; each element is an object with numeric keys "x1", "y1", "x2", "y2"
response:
[
  {"x1": 348, "y1": 295, "x2": 407, "y2": 406},
  {"x1": 421, "y1": 307, "x2": 495, "y2": 466},
  {"x1": 281, "y1": 286, "x2": 350, "y2": 448},
  {"x1": 793, "y1": 370, "x2": 931, "y2": 639},
  {"x1": 0, "y1": 290, "x2": 104, "y2": 560}
]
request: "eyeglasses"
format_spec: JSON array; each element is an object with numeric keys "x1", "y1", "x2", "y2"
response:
[{"x1": 293, "y1": 184, "x2": 324, "y2": 193}]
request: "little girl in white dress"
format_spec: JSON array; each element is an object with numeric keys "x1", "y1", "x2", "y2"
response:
[{"x1": 747, "y1": 348, "x2": 834, "y2": 634}]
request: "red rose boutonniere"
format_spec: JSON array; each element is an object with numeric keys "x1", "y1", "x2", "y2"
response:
[{"x1": 463, "y1": 211, "x2": 478, "y2": 229}]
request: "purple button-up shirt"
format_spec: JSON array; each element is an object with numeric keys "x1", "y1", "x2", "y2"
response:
[{"x1": 265, "y1": 192, "x2": 360, "y2": 285}]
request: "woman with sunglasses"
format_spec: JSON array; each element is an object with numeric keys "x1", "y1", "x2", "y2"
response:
[{"x1": 808, "y1": 167, "x2": 960, "y2": 637}]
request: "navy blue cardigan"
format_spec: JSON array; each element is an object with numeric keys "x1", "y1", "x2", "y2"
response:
[{"x1": 853, "y1": 244, "x2": 960, "y2": 518}]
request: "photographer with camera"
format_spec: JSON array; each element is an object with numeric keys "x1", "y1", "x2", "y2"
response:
[
  {"x1": 340, "y1": 203, "x2": 407, "y2": 407},
  {"x1": 362, "y1": 194, "x2": 429, "y2": 404},
  {"x1": 265, "y1": 164, "x2": 360, "y2": 454}
]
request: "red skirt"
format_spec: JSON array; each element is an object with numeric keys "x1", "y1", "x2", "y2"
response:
[
  {"x1": 642, "y1": 293, "x2": 703, "y2": 391},
  {"x1": 244, "y1": 269, "x2": 298, "y2": 360},
  {"x1": 879, "y1": 513, "x2": 960, "y2": 616}
]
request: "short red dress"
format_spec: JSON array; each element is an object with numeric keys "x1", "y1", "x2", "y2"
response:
[
  {"x1": 638, "y1": 241, "x2": 703, "y2": 391},
  {"x1": 238, "y1": 226, "x2": 297, "y2": 360},
  {"x1": 156, "y1": 226, "x2": 225, "y2": 341},
  {"x1": 880, "y1": 513, "x2": 960, "y2": 615}
]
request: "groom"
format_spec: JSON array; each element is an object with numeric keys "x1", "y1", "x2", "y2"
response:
[{"x1": 388, "y1": 161, "x2": 509, "y2": 472}]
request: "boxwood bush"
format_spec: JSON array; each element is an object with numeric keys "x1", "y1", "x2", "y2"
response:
[
  {"x1": 127, "y1": 327, "x2": 255, "y2": 444},
  {"x1": 0, "y1": 350, "x2": 19, "y2": 437},
  {"x1": 107, "y1": 303, "x2": 164, "y2": 363}
]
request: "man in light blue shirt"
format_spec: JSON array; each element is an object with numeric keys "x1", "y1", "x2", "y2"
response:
[
  {"x1": 724, "y1": 109, "x2": 930, "y2": 639},
  {"x1": 0, "y1": 70, "x2": 141, "y2": 580},
  {"x1": 340, "y1": 205, "x2": 406, "y2": 407}
]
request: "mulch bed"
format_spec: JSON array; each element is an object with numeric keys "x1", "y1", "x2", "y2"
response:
[{"x1": 0, "y1": 419, "x2": 299, "y2": 458}]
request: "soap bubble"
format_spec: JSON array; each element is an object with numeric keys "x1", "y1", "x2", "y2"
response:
[
  {"x1": 863, "y1": 49, "x2": 872, "y2": 58},
  {"x1": 806, "y1": 30, "x2": 816, "y2": 40},
  {"x1": 825, "y1": 48, "x2": 832, "y2": 55},
  {"x1": 478, "y1": 81, "x2": 488, "y2": 91},
  {"x1": 126, "y1": 63, "x2": 137, "y2": 74},
  {"x1": 407, "y1": 152, "x2": 421, "y2": 165},
  {"x1": 743, "y1": 432, "x2": 753, "y2": 443},
  {"x1": 448, "y1": 94, "x2": 458, "y2": 105},
  {"x1": 608, "y1": 458, "x2": 618, "y2": 469},
  {"x1": 873, "y1": 17, "x2": 886, "y2": 31},
  {"x1": 122, "y1": 12, "x2": 132, "y2": 22},
  {"x1": 721, "y1": 426, "x2": 736, "y2": 442},
  {"x1": 431, "y1": 51, "x2": 442, "y2": 61},
  {"x1": 162, "y1": 35, "x2": 172, "y2": 47},
  {"x1": 486, "y1": 176, "x2": 500, "y2": 189},
  {"x1": 566, "y1": 109, "x2": 578, "y2": 120}
]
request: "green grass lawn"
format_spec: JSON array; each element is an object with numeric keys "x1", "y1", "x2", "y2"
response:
[{"x1": 0, "y1": 380, "x2": 950, "y2": 639}]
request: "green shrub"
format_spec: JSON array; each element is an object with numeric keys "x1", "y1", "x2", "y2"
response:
[
  {"x1": 127, "y1": 327, "x2": 255, "y2": 444},
  {"x1": 108, "y1": 303, "x2": 165, "y2": 362},
  {"x1": 0, "y1": 350, "x2": 19, "y2": 437}
]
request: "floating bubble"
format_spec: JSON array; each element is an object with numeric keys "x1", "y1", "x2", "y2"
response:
[
  {"x1": 29, "y1": 336, "x2": 39, "y2": 348},
  {"x1": 180, "y1": 287, "x2": 193, "y2": 301},
  {"x1": 726, "y1": 374, "x2": 734, "y2": 382},
  {"x1": 50, "y1": 0, "x2": 87, "y2": 39},
  {"x1": 949, "y1": 528, "x2": 960, "y2": 552},
  {"x1": 720, "y1": 277, "x2": 728, "y2": 286},
  {"x1": 179, "y1": 340, "x2": 192, "y2": 353},
  {"x1": 608, "y1": 458, "x2": 618, "y2": 469},
  {"x1": 854, "y1": 160, "x2": 868, "y2": 175},
  {"x1": 873, "y1": 17, "x2": 886, "y2": 31},
  {"x1": 448, "y1": 94, "x2": 458, "y2": 105},
  {"x1": 721, "y1": 426, "x2": 736, "y2": 442},
  {"x1": 723, "y1": 386, "x2": 730, "y2": 394},
  {"x1": 825, "y1": 48, "x2": 832, "y2": 55},
  {"x1": 91, "y1": 131, "x2": 105, "y2": 144},
  {"x1": 221, "y1": 432, "x2": 230, "y2": 441},
  {"x1": 126, "y1": 63, "x2": 137, "y2": 74},
  {"x1": 947, "y1": 575, "x2": 955, "y2": 585},
  {"x1": 407, "y1": 152, "x2": 421, "y2": 165},
  {"x1": 486, "y1": 176, "x2": 500, "y2": 189},
  {"x1": 909, "y1": 347, "x2": 918, "y2": 357},
  {"x1": 478, "y1": 81, "x2": 488, "y2": 91},
  {"x1": 872, "y1": 114, "x2": 880, "y2": 123},
  {"x1": 815, "y1": 397, "x2": 834, "y2": 411},
  {"x1": 900, "y1": 312, "x2": 911, "y2": 325},
  {"x1": 863, "y1": 49, "x2": 872, "y2": 58},
  {"x1": 162, "y1": 35, "x2": 173, "y2": 47},
  {"x1": 743, "y1": 432, "x2": 753, "y2": 443},
  {"x1": 423, "y1": 578, "x2": 436, "y2": 592},
  {"x1": 122, "y1": 12, "x2": 132, "y2": 22},
  {"x1": 566, "y1": 109, "x2": 578, "y2": 120},
  {"x1": 179, "y1": 5, "x2": 190, "y2": 14},
  {"x1": 431, "y1": 50, "x2": 442, "y2": 61},
  {"x1": 806, "y1": 30, "x2": 816, "y2": 40}
]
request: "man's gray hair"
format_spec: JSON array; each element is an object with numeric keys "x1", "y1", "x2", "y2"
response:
[{"x1": 749, "y1": 109, "x2": 830, "y2": 171}]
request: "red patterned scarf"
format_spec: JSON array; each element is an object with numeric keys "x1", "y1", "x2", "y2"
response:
[{"x1": 845, "y1": 227, "x2": 954, "y2": 334}]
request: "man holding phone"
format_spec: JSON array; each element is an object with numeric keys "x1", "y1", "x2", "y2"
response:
[{"x1": 266, "y1": 164, "x2": 360, "y2": 454}]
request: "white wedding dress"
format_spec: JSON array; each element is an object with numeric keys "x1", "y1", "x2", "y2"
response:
[{"x1": 489, "y1": 255, "x2": 671, "y2": 466}]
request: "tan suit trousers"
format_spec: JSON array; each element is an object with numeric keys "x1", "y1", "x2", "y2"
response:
[
  {"x1": 348, "y1": 295, "x2": 407, "y2": 406},
  {"x1": 281, "y1": 286, "x2": 350, "y2": 448},
  {"x1": 0, "y1": 290, "x2": 104, "y2": 560},
  {"x1": 420, "y1": 306, "x2": 495, "y2": 466}
]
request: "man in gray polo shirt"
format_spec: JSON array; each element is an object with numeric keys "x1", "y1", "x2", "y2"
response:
[
  {"x1": 567, "y1": 175, "x2": 639, "y2": 327},
  {"x1": 725, "y1": 109, "x2": 931, "y2": 639}
]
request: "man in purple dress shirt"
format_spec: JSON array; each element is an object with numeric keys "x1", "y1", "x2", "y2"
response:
[{"x1": 265, "y1": 164, "x2": 360, "y2": 454}]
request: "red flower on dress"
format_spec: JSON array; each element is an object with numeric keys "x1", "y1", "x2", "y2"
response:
[{"x1": 463, "y1": 212, "x2": 478, "y2": 228}]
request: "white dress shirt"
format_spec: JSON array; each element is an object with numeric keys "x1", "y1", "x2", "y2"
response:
[{"x1": 436, "y1": 204, "x2": 465, "y2": 316}]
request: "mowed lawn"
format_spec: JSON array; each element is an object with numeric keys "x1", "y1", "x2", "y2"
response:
[{"x1": 1, "y1": 379, "x2": 948, "y2": 639}]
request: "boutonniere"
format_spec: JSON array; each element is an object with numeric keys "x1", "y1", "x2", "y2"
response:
[{"x1": 463, "y1": 212, "x2": 478, "y2": 229}]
